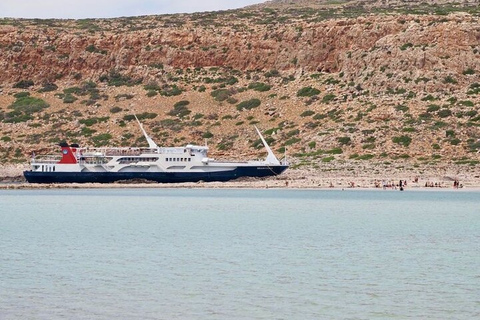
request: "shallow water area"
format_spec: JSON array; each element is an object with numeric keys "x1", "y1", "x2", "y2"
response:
[{"x1": 1, "y1": 188, "x2": 479, "y2": 319}]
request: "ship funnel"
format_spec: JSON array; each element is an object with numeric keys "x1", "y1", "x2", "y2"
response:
[
  {"x1": 255, "y1": 126, "x2": 280, "y2": 165},
  {"x1": 135, "y1": 115, "x2": 158, "y2": 149}
]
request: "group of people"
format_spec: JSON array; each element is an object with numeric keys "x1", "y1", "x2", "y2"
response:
[
  {"x1": 424, "y1": 181, "x2": 444, "y2": 188},
  {"x1": 374, "y1": 178, "x2": 463, "y2": 189},
  {"x1": 453, "y1": 179, "x2": 462, "y2": 188},
  {"x1": 374, "y1": 180, "x2": 407, "y2": 190}
]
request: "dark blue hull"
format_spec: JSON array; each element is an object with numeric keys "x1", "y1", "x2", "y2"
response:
[{"x1": 23, "y1": 165, "x2": 288, "y2": 184}]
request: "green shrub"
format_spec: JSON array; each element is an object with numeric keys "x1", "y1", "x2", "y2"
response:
[
  {"x1": 321, "y1": 94, "x2": 336, "y2": 104},
  {"x1": 337, "y1": 136, "x2": 351, "y2": 145},
  {"x1": 110, "y1": 106, "x2": 122, "y2": 113},
  {"x1": 426, "y1": 104, "x2": 440, "y2": 112},
  {"x1": 458, "y1": 100, "x2": 474, "y2": 107},
  {"x1": 38, "y1": 83, "x2": 58, "y2": 92},
  {"x1": 313, "y1": 113, "x2": 327, "y2": 120},
  {"x1": 14, "y1": 92, "x2": 30, "y2": 98},
  {"x1": 218, "y1": 141, "x2": 233, "y2": 151},
  {"x1": 300, "y1": 110, "x2": 315, "y2": 117},
  {"x1": 468, "y1": 140, "x2": 480, "y2": 152},
  {"x1": 193, "y1": 113, "x2": 204, "y2": 120},
  {"x1": 400, "y1": 42, "x2": 413, "y2": 50},
  {"x1": 356, "y1": 154, "x2": 374, "y2": 160},
  {"x1": 227, "y1": 97, "x2": 238, "y2": 105},
  {"x1": 91, "y1": 133, "x2": 112, "y2": 146},
  {"x1": 79, "y1": 118, "x2": 97, "y2": 126},
  {"x1": 285, "y1": 137, "x2": 301, "y2": 145},
  {"x1": 286, "y1": 129, "x2": 299, "y2": 137},
  {"x1": 85, "y1": 44, "x2": 107, "y2": 54},
  {"x1": 465, "y1": 110, "x2": 477, "y2": 117},
  {"x1": 100, "y1": 69, "x2": 140, "y2": 87},
  {"x1": 115, "y1": 93, "x2": 135, "y2": 102},
  {"x1": 236, "y1": 98, "x2": 261, "y2": 111},
  {"x1": 297, "y1": 86, "x2": 320, "y2": 97},
  {"x1": 63, "y1": 86, "x2": 82, "y2": 95},
  {"x1": 5, "y1": 95, "x2": 49, "y2": 123},
  {"x1": 392, "y1": 135, "x2": 412, "y2": 147},
  {"x1": 437, "y1": 109, "x2": 452, "y2": 118},
  {"x1": 211, "y1": 89, "x2": 232, "y2": 102},
  {"x1": 395, "y1": 104, "x2": 409, "y2": 112},
  {"x1": 160, "y1": 84, "x2": 183, "y2": 96},
  {"x1": 80, "y1": 127, "x2": 97, "y2": 137},
  {"x1": 123, "y1": 113, "x2": 156, "y2": 121},
  {"x1": 248, "y1": 82, "x2": 271, "y2": 92},
  {"x1": 174, "y1": 100, "x2": 190, "y2": 108},
  {"x1": 146, "y1": 90, "x2": 157, "y2": 97},
  {"x1": 265, "y1": 70, "x2": 280, "y2": 78},
  {"x1": 79, "y1": 117, "x2": 109, "y2": 127},
  {"x1": 202, "y1": 131, "x2": 213, "y2": 139},
  {"x1": 467, "y1": 83, "x2": 480, "y2": 95},
  {"x1": 13, "y1": 79, "x2": 34, "y2": 89},
  {"x1": 449, "y1": 138, "x2": 461, "y2": 145},
  {"x1": 463, "y1": 68, "x2": 475, "y2": 75},
  {"x1": 86, "y1": 44, "x2": 96, "y2": 53},
  {"x1": 322, "y1": 156, "x2": 335, "y2": 163},
  {"x1": 421, "y1": 94, "x2": 436, "y2": 101},
  {"x1": 136, "y1": 112, "x2": 157, "y2": 120},
  {"x1": 144, "y1": 81, "x2": 161, "y2": 91},
  {"x1": 168, "y1": 101, "x2": 191, "y2": 118},
  {"x1": 444, "y1": 76, "x2": 457, "y2": 84},
  {"x1": 63, "y1": 93, "x2": 78, "y2": 104}
]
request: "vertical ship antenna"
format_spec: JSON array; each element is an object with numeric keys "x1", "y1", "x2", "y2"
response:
[
  {"x1": 255, "y1": 126, "x2": 280, "y2": 165},
  {"x1": 135, "y1": 115, "x2": 158, "y2": 149}
]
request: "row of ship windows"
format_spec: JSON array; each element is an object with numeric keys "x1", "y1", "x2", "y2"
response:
[
  {"x1": 38, "y1": 165, "x2": 55, "y2": 172},
  {"x1": 116, "y1": 157, "x2": 192, "y2": 163},
  {"x1": 117, "y1": 157, "x2": 158, "y2": 162},
  {"x1": 166, "y1": 158, "x2": 191, "y2": 162}
]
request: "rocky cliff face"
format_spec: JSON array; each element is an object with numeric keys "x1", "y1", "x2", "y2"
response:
[
  {"x1": 1, "y1": 3, "x2": 479, "y2": 90},
  {"x1": 0, "y1": 0, "x2": 479, "y2": 170}
]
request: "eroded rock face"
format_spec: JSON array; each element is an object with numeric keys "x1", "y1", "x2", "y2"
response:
[{"x1": 0, "y1": 11, "x2": 478, "y2": 91}]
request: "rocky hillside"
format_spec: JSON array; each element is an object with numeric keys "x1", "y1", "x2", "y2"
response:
[{"x1": 0, "y1": 0, "x2": 479, "y2": 172}]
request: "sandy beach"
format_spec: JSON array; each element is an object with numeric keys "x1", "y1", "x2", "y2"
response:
[{"x1": 1, "y1": 163, "x2": 479, "y2": 190}]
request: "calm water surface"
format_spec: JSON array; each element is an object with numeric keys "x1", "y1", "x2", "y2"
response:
[{"x1": 0, "y1": 189, "x2": 479, "y2": 319}]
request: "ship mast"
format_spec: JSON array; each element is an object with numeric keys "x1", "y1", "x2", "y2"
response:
[
  {"x1": 135, "y1": 115, "x2": 158, "y2": 149},
  {"x1": 255, "y1": 126, "x2": 280, "y2": 165}
]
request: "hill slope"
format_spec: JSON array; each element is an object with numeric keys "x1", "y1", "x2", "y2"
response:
[{"x1": 0, "y1": 0, "x2": 479, "y2": 175}]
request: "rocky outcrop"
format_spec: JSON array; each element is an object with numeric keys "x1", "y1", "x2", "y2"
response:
[{"x1": 0, "y1": 8, "x2": 478, "y2": 92}]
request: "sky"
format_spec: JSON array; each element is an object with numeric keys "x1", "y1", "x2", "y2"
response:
[{"x1": 0, "y1": 0, "x2": 267, "y2": 19}]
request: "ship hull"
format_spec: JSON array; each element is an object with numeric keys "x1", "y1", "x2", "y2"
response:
[{"x1": 23, "y1": 165, "x2": 289, "y2": 184}]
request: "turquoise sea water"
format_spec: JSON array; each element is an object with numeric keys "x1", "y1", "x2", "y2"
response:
[{"x1": 0, "y1": 188, "x2": 479, "y2": 319}]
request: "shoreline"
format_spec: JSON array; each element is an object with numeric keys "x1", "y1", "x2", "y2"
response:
[{"x1": 1, "y1": 164, "x2": 479, "y2": 190}]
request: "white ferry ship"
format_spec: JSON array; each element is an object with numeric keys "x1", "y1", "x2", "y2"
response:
[{"x1": 23, "y1": 118, "x2": 289, "y2": 183}]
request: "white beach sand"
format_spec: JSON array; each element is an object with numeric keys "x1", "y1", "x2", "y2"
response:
[{"x1": 1, "y1": 163, "x2": 479, "y2": 190}]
